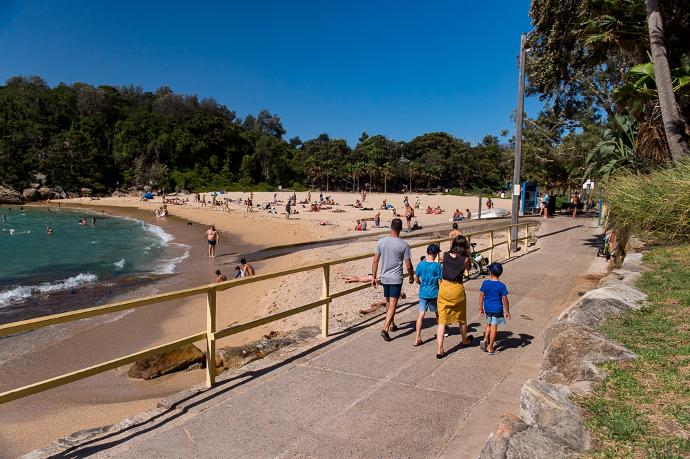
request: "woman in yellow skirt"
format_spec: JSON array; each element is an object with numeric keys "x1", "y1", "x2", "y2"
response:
[{"x1": 436, "y1": 236, "x2": 473, "y2": 358}]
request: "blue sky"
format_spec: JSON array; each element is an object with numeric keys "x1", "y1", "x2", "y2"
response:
[{"x1": 0, "y1": 0, "x2": 540, "y2": 146}]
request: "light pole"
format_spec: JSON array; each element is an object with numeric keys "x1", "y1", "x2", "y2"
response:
[{"x1": 511, "y1": 32, "x2": 527, "y2": 252}]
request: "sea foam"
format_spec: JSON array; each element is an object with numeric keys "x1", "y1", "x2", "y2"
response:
[{"x1": 0, "y1": 273, "x2": 99, "y2": 308}]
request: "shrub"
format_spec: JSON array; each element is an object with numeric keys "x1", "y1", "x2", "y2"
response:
[
  {"x1": 604, "y1": 161, "x2": 690, "y2": 240},
  {"x1": 290, "y1": 181, "x2": 309, "y2": 192}
]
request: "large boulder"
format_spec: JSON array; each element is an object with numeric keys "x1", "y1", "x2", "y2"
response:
[
  {"x1": 558, "y1": 284, "x2": 647, "y2": 328},
  {"x1": 111, "y1": 190, "x2": 127, "y2": 198},
  {"x1": 0, "y1": 185, "x2": 24, "y2": 204},
  {"x1": 37, "y1": 186, "x2": 54, "y2": 200},
  {"x1": 30, "y1": 171, "x2": 48, "y2": 185},
  {"x1": 128, "y1": 344, "x2": 204, "y2": 380},
  {"x1": 598, "y1": 269, "x2": 642, "y2": 288},
  {"x1": 23, "y1": 187, "x2": 39, "y2": 201},
  {"x1": 620, "y1": 252, "x2": 649, "y2": 273},
  {"x1": 79, "y1": 187, "x2": 93, "y2": 197},
  {"x1": 505, "y1": 426, "x2": 580, "y2": 459},
  {"x1": 52, "y1": 186, "x2": 66, "y2": 199},
  {"x1": 540, "y1": 323, "x2": 637, "y2": 385},
  {"x1": 479, "y1": 414, "x2": 529, "y2": 459},
  {"x1": 520, "y1": 379, "x2": 591, "y2": 452}
]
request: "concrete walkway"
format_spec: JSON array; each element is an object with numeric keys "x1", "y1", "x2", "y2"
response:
[{"x1": 43, "y1": 217, "x2": 603, "y2": 459}]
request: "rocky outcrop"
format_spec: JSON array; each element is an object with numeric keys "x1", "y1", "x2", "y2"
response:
[
  {"x1": 30, "y1": 171, "x2": 48, "y2": 185},
  {"x1": 540, "y1": 324, "x2": 637, "y2": 385},
  {"x1": 479, "y1": 415, "x2": 529, "y2": 459},
  {"x1": 505, "y1": 426, "x2": 580, "y2": 459},
  {"x1": 128, "y1": 344, "x2": 204, "y2": 380},
  {"x1": 37, "y1": 186, "x2": 54, "y2": 200},
  {"x1": 0, "y1": 185, "x2": 23, "y2": 204},
  {"x1": 23, "y1": 187, "x2": 39, "y2": 201},
  {"x1": 111, "y1": 190, "x2": 127, "y2": 197},
  {"x1": 557, "y1": 284, "x2": 646, "y2": 328},
  {"x1": 79, "y1": 187, "x2": 93, "y2": 197},
  {"x1": 520, "y1": 380, "x2": 591, "y2": 452},
  {"x1": 479, "y1": 249, "x2": 648, "y2": 458}
]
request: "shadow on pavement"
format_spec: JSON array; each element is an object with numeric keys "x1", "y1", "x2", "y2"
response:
[{"x1": 55, "y1": 298, "x2": 418, "y2": 457}]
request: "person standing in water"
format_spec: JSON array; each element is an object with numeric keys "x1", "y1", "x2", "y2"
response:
[{"x1": 204, "y1": 225, "x2": 219, "y2": 258}]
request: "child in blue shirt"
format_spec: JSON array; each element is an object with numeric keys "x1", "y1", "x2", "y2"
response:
[
  {"x1": 413, "y1": 244, "x2": 443, "y2": 346},
  {"x1": 479, "y1": 262, "x2": 510, "y2": 354}
]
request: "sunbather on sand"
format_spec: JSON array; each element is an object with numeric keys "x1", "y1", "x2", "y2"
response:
[{"x1": 342, "y1": 274, "x2": 406, "y2": 324}]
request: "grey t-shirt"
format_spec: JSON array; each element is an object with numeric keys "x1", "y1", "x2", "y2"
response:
[{"x1": 375, "y1": 236, "x2": 412, "y2": 285}]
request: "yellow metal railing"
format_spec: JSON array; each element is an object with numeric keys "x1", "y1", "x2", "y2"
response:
[{"x1": 0, "y1": 222, "x2": 538, "y2": 404}]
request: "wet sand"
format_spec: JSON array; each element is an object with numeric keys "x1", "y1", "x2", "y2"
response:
[{"x1": 0, "y1": 205, "x2": 321, "y2": 457}]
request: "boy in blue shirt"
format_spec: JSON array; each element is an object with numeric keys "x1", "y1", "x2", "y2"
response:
[
  {"x1": 479, "y1": 262, "x2": 510, "y2": 354},
  {"x1": 413, "y1": 244, "x2": 443, "y2": 346}
]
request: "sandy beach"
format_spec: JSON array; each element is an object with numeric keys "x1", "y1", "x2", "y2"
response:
[{"x1": 0, "y1": 191, "x2": 513, "y2": 457}]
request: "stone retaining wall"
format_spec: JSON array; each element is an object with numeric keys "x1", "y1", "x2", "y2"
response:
[{"x1": 479, "y1": 253, "x2": 649, "y2": 459}]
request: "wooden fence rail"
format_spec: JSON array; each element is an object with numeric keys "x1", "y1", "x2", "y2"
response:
[{"x1": 0, "y1": 222, "x2": 538, "y2": 404}]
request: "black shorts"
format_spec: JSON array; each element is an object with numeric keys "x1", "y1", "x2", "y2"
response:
[{"x1": 208, "y1": 240, "x2": 216, "y2": 246}]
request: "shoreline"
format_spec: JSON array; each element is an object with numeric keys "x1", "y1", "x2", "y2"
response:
[
  {"x1": 0, "y1": 191, "x2": 513, "y2": 457},
  {"x1": 0, "y1": 201, "x2": 324, "y2": 457}
]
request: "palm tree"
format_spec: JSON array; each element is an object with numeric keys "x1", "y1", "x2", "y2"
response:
[
  {"x1": 646, "y1": 0, "x2": 689, "y2": 162},
  {"x1": 382, "y1": 162, "x2": 395, "y2": 194}
]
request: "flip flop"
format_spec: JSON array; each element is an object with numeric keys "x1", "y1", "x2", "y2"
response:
[
  {"x1": 413, "y1": 339, "x2": 423, "y2": 347},
  {"x1": 436, "y1": 351, "x2": 447, "y2": 359},
  {"x1": 381, "y1": 330, "x2": 391, "y2": 342},
  {"x1": 461, "y1": 335, "x2": 474, "y2": 347},
  {"x1": 479, "y1": 340, "x2": 487, "y2": 352}
]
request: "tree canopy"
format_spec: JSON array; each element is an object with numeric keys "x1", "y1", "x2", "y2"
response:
[{"x1": 0, "y1": 77, "x2": 530, "y2": 194}]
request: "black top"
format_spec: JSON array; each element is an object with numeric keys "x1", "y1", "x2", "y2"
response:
[{"x1": 442, "y1": 252, "x2": 465, "y2": 283}]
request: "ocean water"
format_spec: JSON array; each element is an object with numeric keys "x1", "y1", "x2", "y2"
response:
[{"x1": 0, "y1": 206, "x2": 188, "y2": 315}]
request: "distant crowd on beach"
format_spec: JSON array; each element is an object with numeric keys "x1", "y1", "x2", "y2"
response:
[{"x1": 144, "y1": 187, "x2": 482, "y2": 234}]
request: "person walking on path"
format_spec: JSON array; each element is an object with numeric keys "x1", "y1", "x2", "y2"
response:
[
  {"x1": 371, "y1": 218, "x2": 414, "y2": 342},
  {"x1": 414, "y1": 244, "x2": 443, "y2": 346},
  {"x1": 286, "y1": 201, "x2": 292, "y2": 219},
  {"x1": 479, "y1": 262, "x2": 510, "y2": 355},
  {"x1": 436, "y1": 236, "x2": 473, "y2": 358},
  {"x1": 204, "y1": 225, "x2": 219, "y2": 258}
]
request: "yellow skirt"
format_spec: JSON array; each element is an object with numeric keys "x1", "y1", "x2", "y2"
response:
[{"x1": 437, "y1": 280, "x2": 467, "y2": 325}]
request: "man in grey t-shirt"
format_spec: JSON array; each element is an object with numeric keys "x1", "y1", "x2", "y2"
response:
[{"x1": 372, "y1": 218, "x2": 414, "y2": 341}]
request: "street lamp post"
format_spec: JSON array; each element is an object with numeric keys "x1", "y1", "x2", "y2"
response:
[{"x1": 511, "y1": 32, "x2": 527, "y2": 252}]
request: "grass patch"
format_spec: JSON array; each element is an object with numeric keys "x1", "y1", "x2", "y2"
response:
[{"x1": 578, "y1": 244, "x2": 690, "y2": 458}]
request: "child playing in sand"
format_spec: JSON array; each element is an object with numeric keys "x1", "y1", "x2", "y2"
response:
[
  {"x1": 413, "y1": 244, "x2": 443, "y2": 346},
  {"x1": 479, "y1": 262, "x2": 510, "y2": 355}
]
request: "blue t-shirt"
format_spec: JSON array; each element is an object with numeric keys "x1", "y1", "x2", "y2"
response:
[
  {"x1": 480, "y1": 279, "x2": 509, "y2": 314},
  {"x1": 415, "y1": 260, "x2": 442, "y2": 299}
]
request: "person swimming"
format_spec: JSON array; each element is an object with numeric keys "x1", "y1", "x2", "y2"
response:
[{"x1": 47, "y1": 226, "x2": 53, "y2": 235}]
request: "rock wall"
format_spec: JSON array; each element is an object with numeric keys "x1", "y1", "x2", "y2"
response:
[{"x1": 479, "y1": 253, "x2": 648, "y2": 459}]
